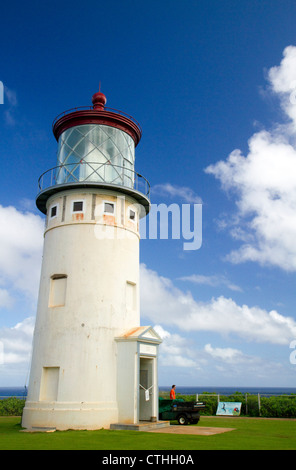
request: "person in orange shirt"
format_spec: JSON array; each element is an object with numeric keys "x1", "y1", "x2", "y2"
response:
[{"x1": 170, "y1": 384, "x2": 176, "y2": 400}]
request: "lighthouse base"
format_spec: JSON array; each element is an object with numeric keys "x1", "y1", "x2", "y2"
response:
[{"x1": 22, "y1": 400, "x2": 118, "y2": 431}]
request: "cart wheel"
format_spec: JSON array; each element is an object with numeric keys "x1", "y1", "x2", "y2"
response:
[{"x1": 178, "y1": 414, "x2": 188, "y2": 425}]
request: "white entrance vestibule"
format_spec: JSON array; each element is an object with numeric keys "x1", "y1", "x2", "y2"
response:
[{"x1": 113, "y1": 326, "x2": 164, "y2": 428}]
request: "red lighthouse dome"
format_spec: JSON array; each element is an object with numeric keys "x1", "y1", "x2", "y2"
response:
[
  {"x1": 92, "y1": 91, "x2": 107, "y2": 110},
  {"x1": 52, "y1": 89, "x2": 142, "y2": 146},
  {"x1": 36, "y1": 90, "x2": 150, "y2": 216}
]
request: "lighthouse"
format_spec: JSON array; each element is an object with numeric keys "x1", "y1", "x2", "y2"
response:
[{"x1": 22, "y1": 91, "x2": 163, "y2": 431}]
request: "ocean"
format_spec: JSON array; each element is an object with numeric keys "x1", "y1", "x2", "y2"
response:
[
  {"x1": 0, "y1": 387, "x2": 28, "y2": 399},
  {"x1": 159, "y1": 386, "x2": 296, "y2": 396},
  {"x1": 1, "y1": 385, "x2": 296, "y2": 399}
]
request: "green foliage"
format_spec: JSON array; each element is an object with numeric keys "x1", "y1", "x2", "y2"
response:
[
  {"x1": 260, "y1": 395, "x2": 296, "y2": 418},
  {"x1": 171, "y1": 392, "x2": 296, "y2": 418},
  {"x1": 244, "y1": 395, "x2": 260, "y2": 417},
  {"x1": 2, "y1": 393, "x2": 296, "y2": 419},
  {"x1": 0, "y1": 398, "x2": 26, "y2": 416}
]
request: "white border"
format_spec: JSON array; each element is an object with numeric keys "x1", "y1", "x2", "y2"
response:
[
  {"x1": 103, "y1": 200, "x2": 116, "y2": 215},
  {"x1": 71, "y1": 199, "x2": 85, "y2": 214},
  {"x1": 50, "y1": 203, "x2": 59, "y2": 219},
  {"x1": 129, "y1": 207, "x2": 136, "y2": 223}
]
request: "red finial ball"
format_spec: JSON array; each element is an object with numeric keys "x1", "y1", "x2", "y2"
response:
[{"x1": 92, "y1": 91, "x2": 107, "y2": 110}]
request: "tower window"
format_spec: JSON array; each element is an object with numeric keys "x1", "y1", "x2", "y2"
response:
[
  {"x1": 129, "y1": 209, "x2": 136, "y2": 221},
  {"x1": 104, "y1": 202, "x2": 115, "y2": 214},
  {"x1": 40, "y1": 367, "x2": 60, "y2": 402},
  {"x1": 50, "y1": 205, "x2": 58, "y2": 218},
  {"x1": 126, "y1": 281, "x2": 137, "y2": 311},
  {"x1": 72, "y1": 201, "x2": 84, "y2": 213},
  {"x1": 49, "y1": 274, "x2": 67, "y2": 307}
]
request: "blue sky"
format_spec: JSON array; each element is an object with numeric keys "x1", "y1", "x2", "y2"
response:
[{"x1": 1, "y1": 0, "x2": 296, "y2": 387}]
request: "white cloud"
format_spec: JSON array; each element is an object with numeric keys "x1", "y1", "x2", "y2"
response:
[
  {"x1": 4, "y1": 86, "x2": 18, "y2": 126},
  {"x1": 0, "y1": 206, "x2": 43, "y2": 373},
  {"x1": 0, "y1": 205, "x2": 44, "y2": 301},
  {"x1": 4, "y1": 87, "x2": 17, "y2": 107},
  {"x1": 0, "y1": 317, "x2": 34, "y2": 364},
  {"x1": 205, "y1": 46, "x2": 296, "y2": 272},
  {"x1": 140, "y1": 264, "x2": 296, "y2": 345},
  {"x1": 0, "y1": 288, "x2": 13, "y2": 309},
  {"x1": 152, "y1": 183, "x2": 202, "y2": 204},
  {"x1": 153, "y1": 325, "x2": 198, "y2": 369},
  {"x1": 178, "y1": 274, "x2": 242, "y2": 292},
  {"x1": 204, "y1": 343, "x2": 253, "y2": 364},
  {"x1": 268, "y1": 45, "x2": 296, "y2": 126},
  {"x1": 153, "y1": 320, "x2": 287, "y2": 385}
]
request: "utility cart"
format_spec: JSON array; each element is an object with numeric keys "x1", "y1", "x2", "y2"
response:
[{"x1": 159, "y1": 398, "x2": 205, "y2": 425}]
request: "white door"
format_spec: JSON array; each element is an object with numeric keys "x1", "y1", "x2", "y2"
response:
[{"x1": 139, "y1": 358, "x2": 154, "y2": 421}]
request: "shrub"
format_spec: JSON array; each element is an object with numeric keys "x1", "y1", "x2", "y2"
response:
[
  {"x1": 173, "y1": 392, "x2": 296, "y2": 418},
  {"x1": 0, "y1": 397, "x2": 26, "y2": 416},
  {"x1": 245, "y1": 395, "x2": 260, "y2": 417},
  {"x1": 260, "y1": 396, "x2": 296, "y2": 418}
]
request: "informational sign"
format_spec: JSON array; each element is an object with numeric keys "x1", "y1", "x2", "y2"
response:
[{"x1": 216, "y1": 402, "x2": 242, "y2": 416}]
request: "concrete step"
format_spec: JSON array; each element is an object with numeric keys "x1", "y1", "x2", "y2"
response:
[
  {"x1": 21, "y1": 426, "x2": 56, "y2": 433},
  {"x1": 110, "y1": 420, "x2": 170, "y2": 431}
]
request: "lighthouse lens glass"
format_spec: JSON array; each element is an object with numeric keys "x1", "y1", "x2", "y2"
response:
[{"x1": 56, "y1": 124, "x2": 135, "y2": 189}]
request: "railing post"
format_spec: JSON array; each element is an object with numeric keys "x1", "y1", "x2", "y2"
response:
[{"x1": 258, "y1": 393, "x2": 261, "y2": 416}]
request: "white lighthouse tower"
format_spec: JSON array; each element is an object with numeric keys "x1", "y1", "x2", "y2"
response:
[{"x1": 22, "y1": 90, "x2": 163, "y2": 431}]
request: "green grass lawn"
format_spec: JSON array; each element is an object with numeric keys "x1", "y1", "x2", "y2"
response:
[{"x1": 1, "y1": 416, "x2": 296, "y2": 450}]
